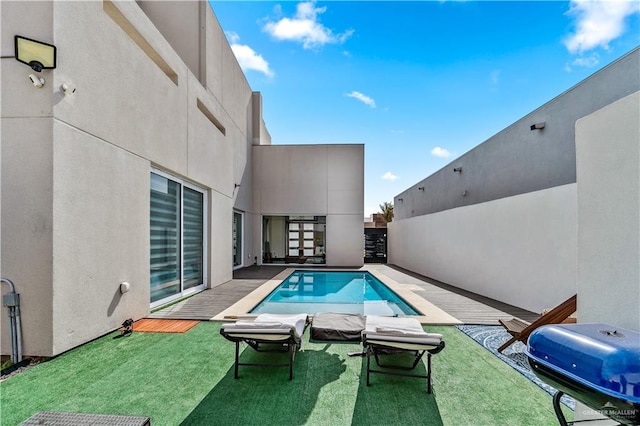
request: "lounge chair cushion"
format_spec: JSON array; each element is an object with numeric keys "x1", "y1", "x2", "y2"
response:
[
  {"x1": 221, "y1": 313, "x2": 308, "y2": 340},
  {"x1": 364, "y1": 316, "x2": 443, "y2": 350},
  {"x1": 311, "y1": 313, "x2": 365, "y2": 342}
]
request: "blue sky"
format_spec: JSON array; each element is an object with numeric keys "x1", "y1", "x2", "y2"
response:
[{"x1": 210, "y1": 0, "x2": 639, "y2": 217}]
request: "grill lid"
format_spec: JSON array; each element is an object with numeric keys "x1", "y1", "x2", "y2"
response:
[{"x1": 527, "y1": 323, "x2": 640, "y2": 403}]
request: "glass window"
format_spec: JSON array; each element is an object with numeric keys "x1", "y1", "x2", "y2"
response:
[
  {"x1": 233, "y1": 211, "x2": 242, "y2": 267},
  {"x1": 183, "y1": 188, "x2": 204, "y2": 290},
  {"x1": 262, "y1": 215, "x2": 326, "y2": 264}
]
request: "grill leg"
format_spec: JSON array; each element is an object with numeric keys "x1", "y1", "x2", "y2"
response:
[
  {"x1": 552, "y1": 391, "x2": 569, "y2": 426},
  {"x1": 234, "y1": 341, "x2": 240, "y2": 379},
  {"x1": 426, "y1": 353, "x2": 432, "y2": 394}
]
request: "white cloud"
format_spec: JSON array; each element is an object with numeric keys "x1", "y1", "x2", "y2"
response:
[
  {"x1": 572, "y1": 53, "x2": 601, "y2": 68},
  {"x1": 230, "y1": 44, "x2": 274, "y2": 77},
  {"x1": 431, "y1": 147, "x2": 452, "y2": 158},
  {"x1": 225, "y1": 32, "x2": 274, "y2": 77},
  {"x1": 263, "y1": 1, "x2": 354, "y2": 49},
  {"x1": 381, "y1": 171, "x2": 398, "y2": 181},
  {"x1": 225, "y1": 31, "x2": 241, "y2": 44},
  {"x1": 346, "y1": 91, "x2": 376, "y2": 108},
  {"x1": 564, "y1": 0, "x2": 640, "y2": 54}
]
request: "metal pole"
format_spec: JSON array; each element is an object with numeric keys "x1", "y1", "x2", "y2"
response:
[
  {"x1": 14, "y1": 300, "x2": 23, "y2": 362},
  {"x1": 1, "y1": 278, "x2": 23, "y2": 364},
  {"x1": 8, "y1": 305, "x2": 17, "y2": 364}
]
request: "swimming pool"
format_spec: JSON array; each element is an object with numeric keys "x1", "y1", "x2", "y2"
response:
[{"x1": 250, "y1": 270, "x2": 420, "y2": 316}]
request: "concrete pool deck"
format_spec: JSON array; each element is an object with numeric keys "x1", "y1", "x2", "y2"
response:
[{"x1": 211, "y1": 267, "x2": 461, "y2": 324}]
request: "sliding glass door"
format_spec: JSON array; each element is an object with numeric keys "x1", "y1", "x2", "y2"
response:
[{"x1": 150, "y1": 171, "x2": 207, "y2": 307}]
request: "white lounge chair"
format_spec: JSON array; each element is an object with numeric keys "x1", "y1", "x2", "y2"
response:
[
  {"x1": 362, "y1": 316, "x2": 445, "y2": 393},
  {"x1": 220, "y1": 313, "x2": 309, "y2": 380}
]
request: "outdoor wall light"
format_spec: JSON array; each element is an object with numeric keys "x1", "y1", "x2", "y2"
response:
[
  {"x1": 398, "y1": 198, "x2": 403, "y2": 202},
  {"x1": 120, "y1": 282, "x2": 131, "y2": 294},
  {"x1": 418, "y1": 186, "x2": 425, "y2": 191},
  {"x1": 530, "y1": 122, "x2": 545, "y2": 130},
  {"x1": 453, "y1": 167, "x2": 463, "y2": 173},
  {"x1": 61, "y1": 83, "x2": 76, "y2": 96},
  {"x1": 15, "y1": 35, "x2": 57, "y2": 72}
]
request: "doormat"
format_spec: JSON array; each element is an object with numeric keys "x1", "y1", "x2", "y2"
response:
[
  {"x1": 132, "y1": 319, "x2": 200, "y2": 333},
  {"x1": 456, "y1": 324, "x2": 575, "y2": 410}
]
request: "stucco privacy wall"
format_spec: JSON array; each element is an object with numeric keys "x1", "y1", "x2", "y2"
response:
[
  {"x1": 394, "y1": 48, "x2": 639, "y2": 219},
  {"x1": 388, "y1": 184, "x2": 577, "y2": 314},
  {"x1": 252, "y1": 144, "x2": 365, "y2": 267},
  {"x1": 576, "y1": 91, "x2": 639, "y2": 332},
  {"x1": 1, "y1": 1, "x2": 262, "y2": 356}
]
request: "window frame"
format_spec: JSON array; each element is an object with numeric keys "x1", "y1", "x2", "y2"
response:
[{"x1": 150, "y1": 168, "x2": 208, "y2": 309}]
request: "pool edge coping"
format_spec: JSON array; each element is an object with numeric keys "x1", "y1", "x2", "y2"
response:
[{"x1": 210, "y1": 266, "x2": 463, "y2": 325}]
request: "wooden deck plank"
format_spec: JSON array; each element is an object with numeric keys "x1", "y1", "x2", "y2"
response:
[{"x1": 132, "y1": 319, "x2": 199, "y2": 333}]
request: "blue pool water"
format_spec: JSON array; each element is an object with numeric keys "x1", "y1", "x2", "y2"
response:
[{"x1": 250, "y1": 270, "x2": 420, "y2": 316}]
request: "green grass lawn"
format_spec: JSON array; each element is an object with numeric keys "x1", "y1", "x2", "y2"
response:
[{"x1": 1, "y1": 323, "x2": 571, "y2": 425}]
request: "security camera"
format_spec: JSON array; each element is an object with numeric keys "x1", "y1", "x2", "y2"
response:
[
  {"x1": 530, "y1": 122, "x2": 545, "y2": 130},
  {"x1": 61, "y1": 83, "x2": 76, "y2": 95},
  {"x1": 29, "y1": 74, "x2": 45, "y2": 88}
]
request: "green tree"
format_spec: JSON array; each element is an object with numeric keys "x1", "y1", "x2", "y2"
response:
[{"x1": 379, "y1": 201, "x2": 394, "y2": 223}]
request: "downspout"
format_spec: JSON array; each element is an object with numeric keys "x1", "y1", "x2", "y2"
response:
[{"x1": 1, "y1": 278, "x2": 23, "y2": 364}]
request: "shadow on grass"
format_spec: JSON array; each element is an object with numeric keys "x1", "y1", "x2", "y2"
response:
[
  {"x1": 352, "y1": 352, "x2": 444, "y2": 426},
  {"x1": 180, "y1": 345, "x2": 346, "y2": 425}
]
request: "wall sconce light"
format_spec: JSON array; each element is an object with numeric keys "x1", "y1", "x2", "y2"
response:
[
  {"x1": 120, "y1": 282, "x2": 131, "y2": 294},
  {"x1": 15, "y1": 35, "x2": 57, "y2": 72},
  {"x1": 453, "y1": 167, "x2": 463, "y2": 173},
  {"x1": 418, "y1": 186, "x2": 425, "y2": 191},
  {"x1": 462, "y1": 190, "x2": 468, "y2": 197},
  {"x1": 398, "y1": 198, "x2": 403, "y2": 202},
  {"x1": 530, "y1": 122, "x2": 545, "y2": 130},
  {"x1": 61, "y1": 83, "x2": 76, "y2": 96}
]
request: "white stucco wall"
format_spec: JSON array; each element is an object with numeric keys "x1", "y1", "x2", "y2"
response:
[
  {"x1": 253, "y1": 144, "x2": 365, "y2": 267},
  {"x1": 389, "y1": 184, "x2": 577, "y2": 313},
  {"x1": 51, "y1": 122, "x2": 150, "y2": 354},
  {"x1": 1, "y1": 1, "x2": 260, "y2": 356},
  {"x1": 1, "y1": 118, "x2": 55, "y2": 356},
  {"x1": 576, "y1": 91, "x2": 639, "y2": 331}
]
